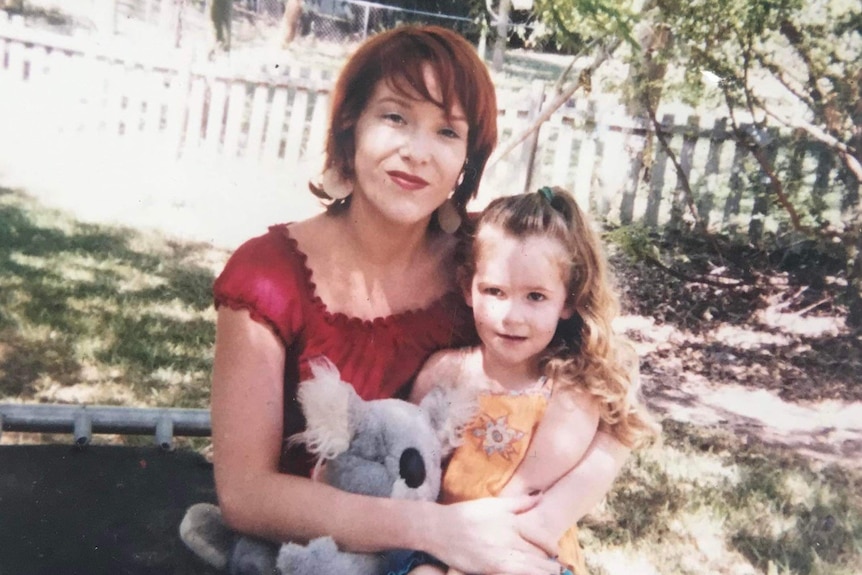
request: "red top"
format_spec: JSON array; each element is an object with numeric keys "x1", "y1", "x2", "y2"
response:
[{"x1": 213, "y1": 224, "x2": 476, "y2": 475}]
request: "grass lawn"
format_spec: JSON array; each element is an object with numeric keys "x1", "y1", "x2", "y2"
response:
[
  {"x1": 1, "y1": 186, "x2": 860, "y2": 574},
  {"x1": 0, "y1": 187, "x2": 224, "y2": 414}
]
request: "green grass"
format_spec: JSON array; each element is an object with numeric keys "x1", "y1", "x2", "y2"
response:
[
  {"x1": 582, "y1": 421, "x2": 862, "y2": 574},
  {"x1": 0, "y1": 187, "x2": 222, "y2": 411}
]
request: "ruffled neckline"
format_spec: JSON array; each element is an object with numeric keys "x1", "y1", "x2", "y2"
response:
[{"x1": 272, "y1": 224, "x2": 462, "y2": 329}]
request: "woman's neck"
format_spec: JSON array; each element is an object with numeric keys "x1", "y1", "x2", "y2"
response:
[
  {"x1": 341, "y1": 202, "x2": 433, "y2": 270},
  {"x1": 297, "y1": 207, "x2": 454, "y2": 320}
]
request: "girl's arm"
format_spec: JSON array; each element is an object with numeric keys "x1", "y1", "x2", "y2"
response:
[
  {"x1": 499, "y1": 390, "x2": 601, "y2": 498},
  {"x1": 212, "y1": 308, "x2": 561, "y2": 575},
  {"x1": 516, "y1": 431, "x2": 630, "y2": 538}
]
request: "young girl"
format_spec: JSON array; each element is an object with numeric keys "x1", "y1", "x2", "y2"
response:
[{"x1": 400, "y1": 187, "x2": 657, "y2": 575}]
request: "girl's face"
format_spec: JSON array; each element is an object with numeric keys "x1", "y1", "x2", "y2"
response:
[
  {"x1": 467, "y1": 226, "x2": 573, "y2": 377},
  {"x1": 351, "y1": 66, "x2": 469, "y2": 228}
]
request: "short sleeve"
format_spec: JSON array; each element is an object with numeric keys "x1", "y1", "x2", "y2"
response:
[{"x1": 213, "y1": 227, "x2": 307, "y2": 345}]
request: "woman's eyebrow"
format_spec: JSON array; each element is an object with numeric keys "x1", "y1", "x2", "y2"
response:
[
  {"x1": 374, "y1": 96, "x2": 410, "y2": 108},
  {"x1": 376, "y1": 95, "x2": 467, "y2": 123}
]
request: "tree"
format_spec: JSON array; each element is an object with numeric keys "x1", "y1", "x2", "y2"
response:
[
  {"x1": 531, "y1": 0, "x2": 639, "y2": 51},
  {"x1": 648, "y1": 0, "x2": 862, "y2": 326},
  {"x1": 519, "y1": 0, "x2": 861, "y2": 325},
  {"x1": 492, "y1": 0, "x2": 511, "y2": 71},
  {"x1": 488, "y1": 0, "x2": 643, "y2": 197}
]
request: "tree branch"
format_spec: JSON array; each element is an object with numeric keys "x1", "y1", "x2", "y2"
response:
[
  {"x1": 643, "y1": 99, "x2": 706, "y2": 233},
  {"x1": 488, "y1": 38, "x2": 621, "y2": 167},
  {"x1": 642, "y1": 254, "x2": 743, "y2": 288},
  {"x1": 721, "y1": 88, "x2": 813, "y2": 236}
]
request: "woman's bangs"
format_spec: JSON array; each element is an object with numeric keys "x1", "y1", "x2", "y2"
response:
[{"x1": 382, "y1": 54, "x2": 460, "y2": 117}]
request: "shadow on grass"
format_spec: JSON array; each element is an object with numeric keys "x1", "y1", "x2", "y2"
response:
[
  {"x1": 583, "y1": 420, "x2": 862, "y2": 574},
  {"x1": 0, "y1": 187, "x2": 219, "y2": 406}
]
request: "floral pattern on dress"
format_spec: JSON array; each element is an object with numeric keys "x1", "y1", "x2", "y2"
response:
[{"x1": 470, "y1": 414, "x2": 526, "y2": 460}]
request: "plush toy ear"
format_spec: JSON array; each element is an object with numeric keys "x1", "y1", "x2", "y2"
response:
[
  {"x1": 418, "y1": 384, "x2": 478, "y2": 457},
  {"x1": 288, "y1": 357, "x2": 359, "y2": 462}
]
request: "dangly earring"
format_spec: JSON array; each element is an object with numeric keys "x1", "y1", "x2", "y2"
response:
[
  {"x1": 437, "y1": 198, "x2": 461, "y2": 234},
  {"x1": 437, "y1": 170, "x2": 464, "y2": 234},
  {"x1": 321, "y1": 166, "x2": 353, "y2": 200}
]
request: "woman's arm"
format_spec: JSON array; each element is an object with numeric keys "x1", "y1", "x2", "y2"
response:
[
  {"x1": 212, "y1": 308, "x2": 561, "y2": 575},
  {"x1": 212, "y1": 307, "x2": 388, "y2": 544}
]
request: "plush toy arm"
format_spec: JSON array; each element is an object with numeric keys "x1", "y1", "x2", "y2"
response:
[
  {"x1": 229, "y1": 535, "x2": 279, "y2": 575},
  {"x1": 276, "y1": 537, "x2": 384, "y2": 575}
]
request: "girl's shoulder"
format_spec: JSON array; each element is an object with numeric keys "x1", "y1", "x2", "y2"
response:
[
  {"x1": 427, "y1": 346, "x2": 476, "y2": 377},
  {"x1": 410, "y1": 347, "x2": 477, "y2": 403}
]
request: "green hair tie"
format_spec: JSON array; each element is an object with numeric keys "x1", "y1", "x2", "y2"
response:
[{"x1": 538, "y1": 186, "x2": 554, "y2": 202}]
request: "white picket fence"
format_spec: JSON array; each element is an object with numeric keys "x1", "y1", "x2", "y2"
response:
[{"x1": 0, "y1": 14, "x2": 848, "y2": 239}]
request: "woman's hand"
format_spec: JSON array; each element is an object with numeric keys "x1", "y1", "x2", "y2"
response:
[{"x1": 426, "y1": 495, "x2": 561, "y2": 575}]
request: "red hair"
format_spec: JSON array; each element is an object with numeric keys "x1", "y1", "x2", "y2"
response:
[{"x1": 313, "y1": 26, "x2": 498, "y2": 217}]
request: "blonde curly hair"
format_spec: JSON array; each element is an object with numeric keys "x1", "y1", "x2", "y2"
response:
[{"x1": 460, "y1": 187, "x2": 658, "y2": 449}]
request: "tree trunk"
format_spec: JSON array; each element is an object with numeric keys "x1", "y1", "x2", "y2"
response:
[
  {"x1": 492, "y1": 0, "x2": 510, "y2": 72},
  {"x1": 619, "y1": 19, "x2": 672, "y2": 225},
  {"x1": 210, "y1": 0, "x2": 232, "y2": 53},
  {"x1": 845, "y1": 135, "x2": 862, "y2": 329},
  {"x1": 281, "y1": 0, "x2": 303, "y2": 47},
  {"x1": 848, "y1": 230, "x2": 862, "y2": 329}
]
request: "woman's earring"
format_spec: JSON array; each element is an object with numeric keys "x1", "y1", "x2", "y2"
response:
[
  {"x1": 437, "y1": 198, "x2": 461, "y2": 234},
  {"x1": 321, "y1": 167, "x2": 353, "y2": 200}
]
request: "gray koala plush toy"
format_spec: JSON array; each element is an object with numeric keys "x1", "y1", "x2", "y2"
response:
[{"x1": 180, "y1": 357, "x2": 474, "y2": 575}]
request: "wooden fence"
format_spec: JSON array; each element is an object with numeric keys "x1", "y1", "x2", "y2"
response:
[{"x1": 0, "y1": 14, "x2": 849, "y2": 240}]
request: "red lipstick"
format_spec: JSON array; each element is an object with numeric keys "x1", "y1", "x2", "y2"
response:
[{"x1": 388, "y1": 171, "x2": 429, "y2": 190}]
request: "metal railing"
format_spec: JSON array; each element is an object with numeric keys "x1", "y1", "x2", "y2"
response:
[{"x1": 0, "y1": 404, "x2": 211, "y2": 450}]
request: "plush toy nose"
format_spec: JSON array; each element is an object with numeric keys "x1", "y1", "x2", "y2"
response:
[{"x1": 399, "y1": 448, "x2": 426, "y2": 488}]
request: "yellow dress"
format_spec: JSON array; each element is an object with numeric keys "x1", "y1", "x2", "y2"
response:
[{"x1": 440, "y1": 383, "x2": 586, "y2": 575}]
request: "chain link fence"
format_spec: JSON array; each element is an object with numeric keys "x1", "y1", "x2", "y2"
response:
[
  {"x1": 297, "y1": 0, "x2": 479, "y2": 43},
  {"x1": 111, "y1": 0, "x2": 481, "y2": 50},
  {"x1": 8, "y1": 0, "x2": 546, "y2": 56},
  {"x1": 8, "y1": 0, "x2": 485, "y2": 54}
]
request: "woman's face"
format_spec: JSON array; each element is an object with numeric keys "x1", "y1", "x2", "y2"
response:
[{"x1": 350, "y1": 66, "x2": 469, "y2": 228}]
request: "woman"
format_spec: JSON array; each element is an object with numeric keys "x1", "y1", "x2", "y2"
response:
[{"x1": 197, "y1": 26, "x2": 629, "y2": 575}]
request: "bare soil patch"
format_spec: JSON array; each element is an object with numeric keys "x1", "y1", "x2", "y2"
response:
[{"x1": 611, "y1": 233, "x2": 861, "y2": 469}]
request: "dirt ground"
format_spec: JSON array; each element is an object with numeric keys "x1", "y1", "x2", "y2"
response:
[{"x1": 612, "y1": 233, "x2": 862, "y2": 469}]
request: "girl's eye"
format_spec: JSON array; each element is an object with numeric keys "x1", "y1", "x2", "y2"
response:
[
  {"x1": 439, "y1": 127, "x2": 460, "y2": 139},
  {"x1": 527, "y1": 292, "x2": 546, "y2": 302},
  {"x1": 483, "y1": 287, "x2": 503, "y2": 297}
]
